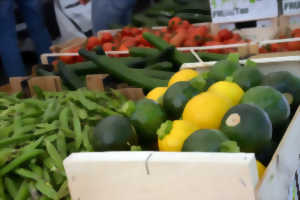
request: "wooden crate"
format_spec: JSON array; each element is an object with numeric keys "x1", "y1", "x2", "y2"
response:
[
  {"x1": 63, "y1": 56, "x2": 300, "y2": 200},
  {"x1": 5, "y1": 75, "x2": 144, "y2": 101}
]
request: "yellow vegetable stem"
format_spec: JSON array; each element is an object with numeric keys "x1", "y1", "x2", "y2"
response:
[
  {"x1": 189, "y1": 74, "x2": 207, "y2": 91},
  {"x1": 157, "y1": 120, "x2": 173, "y2": 140}
]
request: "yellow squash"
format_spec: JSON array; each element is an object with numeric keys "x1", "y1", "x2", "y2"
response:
[{"x1": 157, "y1": 120, "x2": 199, "y2": 151}]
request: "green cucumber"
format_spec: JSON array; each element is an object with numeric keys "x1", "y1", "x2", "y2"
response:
[
  {"x1": 79, "y1": 49, "x2": 168, "y2": 91},
  {"x1": 220, "y1": 104, "x2": 272, "y2": 153},
  {"x1": 129, "y1": 47, "x2": 161, "y2": 58},
  {"x1": 143, "y1": 32, "x2": 197, "y2": 65},
  {"x1": 241, "y1": 86, "x2": 290, "y2": 126},
  {"x1": 92, "y1": 115, "x2": 138, "y2": 151},
  {"x1": 176, "y1": 13, "x2": 211, "y2": 23},
  {"x1": 145, "y1": 61, "x2": 173, "y2": 71},
  {"x1": 135, "y1": 69, "x2": 174, "y2": 80},
  {"x1": 58, "y1": 62, "x2": 85, "y2": 90}
]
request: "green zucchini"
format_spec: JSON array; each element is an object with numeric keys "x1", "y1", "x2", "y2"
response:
[
  {"x1": 79, "y1": 49, "x2": 168, "y2": 90},
  {"x1": 220, "y1": 104, "x2": 272, "y2": 153},
  {"x1": 241, "y1": 86, "x2": 290, "y2": 126},
  {"x1": 92, "y1": 115, "x2": 138, "y2": 151},
  {"x1": 58, "y1": 62, "x2": 85, "y2": 90}
]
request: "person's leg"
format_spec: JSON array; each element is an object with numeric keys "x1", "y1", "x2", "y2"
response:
[
  {"x1": 0, "y1": 0, "x2": 27, "y2": 77},
  {"x1": 16, "y1": 0, "x2": 52, "y2": 56},
  {"x1": 91, "y1": 0, "x2": 136, "y2": 33}
]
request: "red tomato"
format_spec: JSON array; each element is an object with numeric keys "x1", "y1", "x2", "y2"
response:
[
  {"x1": 259, "y1": 47, "x2": 268, "y2": 54},
  {"x1": 86, "y1": 36, "x2": 101, "y2": 50},
  {"x1": 168, "y1": 16, "x2": 182, "y2": 30},
  {"x1": 121, "y1": 27, "x2": 133, "y2": 37},
  {"x1": 292, "y1": 29, "x2": 300, "y2": 37},
  {"x1": 122, "y1": 37, "x2": 137, "y2": 48},
  {"x1": 204, "y1": 41, "x2": 223, "y2": 53},
  {"x1": 196, "y1": 26, "x2": 209, "y2": 37},
  {"x1": 161, "y1": 27, "x2": 168, "y2": 33},
  {"x1": 131, "y1": 27, "x2": 141, "y2": 36},
  {"x1": 118, "y1": 44, "x2": 129, "y2": 51},
  {"x1": 232, "y1": 33, "x2": 242, "y2": 41},
  {"x1": 169, "y1": 31, "x2": 186, "y2": 47},
  {"x1": 183, "y1": 39, "x2": 198, "y2": 47},
  {"x1": 102, "y1": 42, "x2": 113, "y2": 51},
  {"x1": 180, "y1": 20, "x2": 191, "y2": 29},
  {"x1": 287, "y1": 41, "x2": 300, "y2": 51},
  {"x1": 218, "y1": 29, "x2": 233, "y2": 41},
  {"x1": 163, "y1": 33, "x2": 172, "y2": 43},
  {"x1": 60, "y1": 55, "x2": 75, "y2": 64},
  {"x1": 100, "y1": 32, "x2": 113, "y2": 43}
]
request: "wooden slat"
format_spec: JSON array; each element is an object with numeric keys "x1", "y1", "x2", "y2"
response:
[
  {"x1": 86, "y1": 74, "x2": 108, "y2": 91},
  {"x1": 256, "y1": 107, "x2": 300, "y2": 200}
]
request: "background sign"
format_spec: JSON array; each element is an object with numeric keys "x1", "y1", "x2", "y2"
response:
[
  {"x1": 283, "y1": 0, "x2": 300, "y2": 16},
  {"x1": 210, "y1": 0, "x2": 279, "y2": 23}
]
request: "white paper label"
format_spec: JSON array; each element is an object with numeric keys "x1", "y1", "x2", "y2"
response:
[
  {"x1": 210, "y1": 0, "x2": 278, "y2": 23},
  {"x1": 290, "y1": 15, "x2": 300, "y2": 24},
  {"x1": 283, "y1": 0, "x2": 300, "y2": 16},
  {"x1": 257, "y1": 19, "x2": 273, "y2": 28}
]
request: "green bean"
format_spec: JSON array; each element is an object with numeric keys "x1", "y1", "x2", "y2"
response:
[
  {"x1": 45, "y1": 135, "x2": 58, "y2": 143},
  {"x1": 15, "y1": 168, "x2": 42, "y2": 182},
  {"x1": 45, "y1": 141, "x2": 64, "y2": 172},
  {"x1": 0, "y1": 148, "x2": 15, "y2": 167},
  {"x1": 70, "y1": 103, "x2": 82, "y2": 150},
  {"x1": 0, "y1": 125, "x2": 13, "y2": 139},
  {"x1": 43, "y1": 168, "x2": 51, "y2": 184},
  {"x1": 0, "y1": 149, "x2": 44, "y2": 176},
  {"x1": 59, "y1": 107, "x2": 70, "y2": 131},
  {"x1": 57, "y1": 180, "x2": 69, "y2": 199},
  {"x1": 56, "y1": 131, "x2": 67, "y2": 159},
  {"x1": 0, "y1": 178, "x2": 7, "y2": 200},
  {"x1": 29, "y1": 164, "x2": 43, "y2": 178},
  {"x1": 22, "y1": 117, "x2": 38, "y2": 125},
  {"x1": 53, "y1": 171, "x2": 64, "y2": 185},
  {"x1": 13, "y1": 114, "x2": 23, "y2": 137},
  {"x1": 75, "y1": 93, "x2": 98, "y2": 111},
  {"x1": 42, "y1": 99, "x2": 56, "y2": 122},
  {"x1": 0, "y1": 133, "x2": 47, "y2": 147},
  {"x1": 35, "y1": 181, "x2": 58, "y2": 200},
  {"x1": 43, "y1": 157, "x2": 56, "y2": 172},
  {"x1": 82, "y1": 125, "x2": 93, "y2": 152},
  {"x1": 15, "y1": 181, "x2": 29, "y2": 200},
  {"x1": 47, "y1": 103, "x2": 62, "y2": 122},
  {"x1": 21, "y1": 136, "x2": 44, "y2": 153},
  {"x1": 4, "y1": 177, "x2": 18, "y2": 198},
  {"x1": 40, "y1": 196, "x2": 51, "y2": 200}
]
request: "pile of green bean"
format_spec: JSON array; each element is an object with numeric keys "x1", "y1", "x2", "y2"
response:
[{"x1": 0, "y1": 88, "x2": 127, "y2": 199}]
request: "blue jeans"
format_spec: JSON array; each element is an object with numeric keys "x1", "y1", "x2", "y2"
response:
[
  {"x1": 0, "y1": 0, "x2": 52, "y2": 77},
  {"x1": 91, "y1": 0, "x2": 136, "y2": 33}
]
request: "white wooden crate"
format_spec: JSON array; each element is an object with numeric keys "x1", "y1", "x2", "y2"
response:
[{"x1": 63, "y1": 56, "x2": 300, "y2": 200}]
